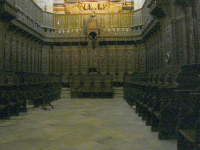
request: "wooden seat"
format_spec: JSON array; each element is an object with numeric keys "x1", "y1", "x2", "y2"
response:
[
  {"x1": 0, "y1": 90, "x2": 10, "y2": 119},
  {"x1": 71, "y1": 75, "x2": 82, "y2": 98},
  {"x1": 17, "y1": 88, "x2": 27, "y2": 112},
  {"x1": 81, "y1": 81, "x2": 93, "y2": 98},
  {"x1": 103, "y1": 82, "x2": 113, "y2": 98},
  {"x1": 177, "y1": 92, "x2": 200, "y2": 150},
  {"x1": 6, "y1": 90, "x2": 19, "y2": 116},
  {"x1": 70, "y1": 73, "x2": 113, "y2": 98}
]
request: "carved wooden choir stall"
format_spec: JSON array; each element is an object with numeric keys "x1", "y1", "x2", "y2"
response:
[
  {"x1": 1, "y1": 0, "x2": 200, "y2": 149},
  {"x1": 124, "y1": 64, "x2": 200, "y2": 149},
  {"x1": 0, "y1": 71, "x2": 62, "y2": 119},
  {"x1": 71, "y1": 68, "x2": 113, "y2": 98}
]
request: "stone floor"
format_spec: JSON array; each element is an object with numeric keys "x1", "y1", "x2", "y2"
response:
[{"x1": 0, "y1": 98, "x2": 177, "y2": 150}]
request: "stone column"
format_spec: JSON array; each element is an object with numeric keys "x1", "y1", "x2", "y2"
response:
[
  {"x1": 46, "y1": 0, "x2": 54, "y2": 13},
  {"x1": 33, "y1": 0, "x2": 47, "y2": 11},
  {"x1": 134, "y1": 0, "x2": 145, "y2": 10}
]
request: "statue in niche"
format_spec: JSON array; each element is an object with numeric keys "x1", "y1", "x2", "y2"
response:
[{"x1": 89, "y1": 32, "x2": 97, "y2": 49}]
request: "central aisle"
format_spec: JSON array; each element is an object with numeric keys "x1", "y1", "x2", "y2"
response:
[{"x1": 0, "y1": 98, "x2": 177, "y2": 150}]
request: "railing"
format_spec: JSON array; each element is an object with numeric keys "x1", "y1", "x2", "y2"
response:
[
  {"x1": 130, "y1": 8, "x2": 143, "y2": 27},
  {"x1": 42, "y1": 12, "x2": 139, "y2": 29},
  {"x1": 14, "y1": 0, "x2": 43, "y2": 25},
  {"x1": 12, "y1": 0, "x2": 144, "y2": 29},
  {"x1": 10, "y1": 0, "x2": 155, "y2": 37},
  {"x1": 142, "y1": 0, "x2": 155, "y2": 30}
]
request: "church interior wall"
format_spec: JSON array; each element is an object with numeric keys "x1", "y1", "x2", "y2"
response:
[{"x1": 0, "y1": 0, "x2": 199, "y2": 85}]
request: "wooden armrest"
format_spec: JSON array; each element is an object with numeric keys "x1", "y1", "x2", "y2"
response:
[
  {"x1": 178, "y1": 129, "x2": 195, "y2": 143},
  {"x1": 9, "y1": 102, "x2": 18, "y2": 106},
  {"x1": 143, "y1": 104, "x2": 148, "y2": 107},
  {"x1": 153, "y1": 111, "x2": 160, "y2": 117},
  {"x1": 148, "y1": 107, "x2": 153, "y2": 112},
  {"x1": 0, "y1": 105, "x2": 6, "y2": 109}
]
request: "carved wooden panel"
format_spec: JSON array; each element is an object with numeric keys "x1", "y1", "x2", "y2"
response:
[
  {"x1": 5, "y1": 31, "x2": 11, "y2": 71},
  {"x1": 176, "y1": 19, "x2": 187, "y2": 64},
  {"x1": 117, "y1": 49, "x2": 124, "y2": 72},
  {"x1": 11, "y1": 34, "x2": 17, "y2": 72},
  {"x1": 188, "y1": 16, "x2": 195, "y2": 64},
  {"x1": 72, "y1": 50, "x2": 79, "y2": 73},
  {"x1": 145, "y1": 39, "x2": 151, "y2": 71},
  {"x1": 138, "y1": 43, "x2": 146, "y2": 72},
  {"x1": 22, "y1": 38, "x2": 27, "y2": 72},
  {"x1": 99, "y1": 46, "x2": 107, "y2": 73},
  {"x1": 35, "y1": 42, "x2": 39, "y2": 73},
  {"x1": 62, "y1": 47, "x2": 70, "y2": 74},
  {"x1": 90, "y1": 50, "x2": 97, "y2": 68},
  {"x1": 198, "y1": 11, "x2": 200, "y2": 63},
  {"x1": 31, "y1": 42, "x2": 35, "y2": 73},
  {"x1": 157, "y1": 32, "x2": 164, "y2": 69},
  {"x1": 27, "y1": 41, "x2": 32, "y2": 73},
  {"x1": 42, "y1": 45, "x2": 49, "y2": 74},
  {"x1": 49, "y1": 45, "x2": 53, "y2": 74},
  {"x1": 109, "y1": 49, "x2": 115, "y2": 72},
  {"x1": 127, "y1": 49, "x2": 133, "y2": 73},
  {"x1": 81, "y1": 49, "x2": 88, "y2": 73},
  {"x1": 0, "y1": 22, "x2": 3, "y2": 70},
  {"x1": 164, "y1": 25, "x2": 172, "y2": 64},
  {"x1": 17, "y1": 36, "x2": 22, "y2": 72},
  {"x1": 55, "y1": 48, "x2": 62, "y2": 74},
  {"x1": 38, "y1": 44, "x2": 42, "y2": 74}
]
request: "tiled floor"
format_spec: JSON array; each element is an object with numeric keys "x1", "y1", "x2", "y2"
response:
[{"x1": 0, "y1": 98, "x2": 177, "y2": 150}]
